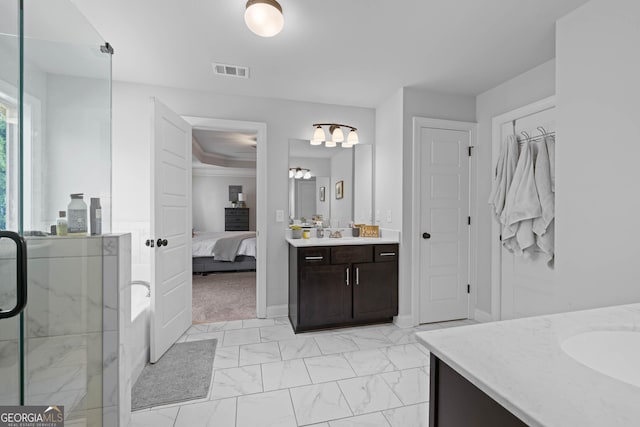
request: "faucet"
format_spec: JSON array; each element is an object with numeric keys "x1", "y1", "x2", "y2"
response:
[{"x1": 130, "y1": 280, "x2": 151, "y2": 297}]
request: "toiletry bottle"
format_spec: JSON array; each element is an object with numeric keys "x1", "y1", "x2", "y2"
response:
[
  {"x1": 67, "y1": 193, "x2": 88, "y2": 235},
  {"x1": 90, "y1": 198, "x2": 102, "y2": 236},
  {"x1": 56, "y1": 211, "x2": 68, "y2": 236}
]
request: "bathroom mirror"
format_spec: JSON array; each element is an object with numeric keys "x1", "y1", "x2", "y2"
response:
[{"x1": 288, "y1": 139, "x2": 373, "y2": 227}]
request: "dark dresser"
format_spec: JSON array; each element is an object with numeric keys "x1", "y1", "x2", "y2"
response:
[{"x1": 225, "y1": 208, "x2": 250, "y2": 231}]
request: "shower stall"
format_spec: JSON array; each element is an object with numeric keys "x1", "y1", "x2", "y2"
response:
[{"x1": 0, "y1": 1, "x2": 118, "y2": 425}]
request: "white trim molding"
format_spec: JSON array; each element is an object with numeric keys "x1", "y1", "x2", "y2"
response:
[
  {"x1": 489, "y1": 96, "x2": 556, "y2": 321},
  {"x1": 183, "y1": 116, "x2": 269, "y2": 319},
  {"x1": 411, "y1": 117, "x2": 478, "y2": 327},
  {"x1": 266, "y1": 304, "x2": 288, "y2": 318},
  {"x1": 473, "y1": 309, "x2": 493, "y2": 323},
  {"x1": 393, "y1": 315, "x2": 414, "y2": 329},
  {"x1": 192, "y1": 166, "x2": 257, "y2": 178}
]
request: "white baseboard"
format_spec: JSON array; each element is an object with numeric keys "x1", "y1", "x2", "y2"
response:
[
  {"x1": 393, "y1": 314, "x2": 415, "y2": 329},
  {"x1": 266, "y1": 304, "x2": 288, "y2": 318},
  {"x1": 474, "y1": 309, "x2": 493, "y2": 323}
]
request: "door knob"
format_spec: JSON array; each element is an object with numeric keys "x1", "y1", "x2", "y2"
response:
[
  {"x1": 422, "y1": 232, "x2": 431, "y2": 239},
  {"x1": 156, "y1": 238, "x2": 168, "y2": 247}
]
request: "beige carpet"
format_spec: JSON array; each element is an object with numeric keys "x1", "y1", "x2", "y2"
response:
[{"x1": 192, "y1": 272, "x2": 256, "y2": 324}]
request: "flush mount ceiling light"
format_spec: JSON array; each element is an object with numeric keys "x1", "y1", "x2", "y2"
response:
[
  {"x1": 289, "y1": 167, "x2": 311, "y2": 179},
  {"x1": 310, "y1": 123, "x2": 359, "y2": 148},
  {"x1": 244, "y1": 0, "x2": 284, "y2": 38}
]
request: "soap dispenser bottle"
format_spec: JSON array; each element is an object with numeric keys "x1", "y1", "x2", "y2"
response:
[{"x1": 67, "y1": 193, "x2": 88, "y2": 235}]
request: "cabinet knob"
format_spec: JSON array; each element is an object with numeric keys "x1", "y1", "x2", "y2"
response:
[{"x1": 422, "y1": 232, "x2": 431, "y2": 240}]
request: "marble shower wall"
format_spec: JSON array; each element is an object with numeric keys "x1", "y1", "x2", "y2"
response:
[{"x1": 13, "y1": 234, "x2": 130, "y2": 426}]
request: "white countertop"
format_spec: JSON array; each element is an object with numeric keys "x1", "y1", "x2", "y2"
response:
[
  {"x1": 286, "y1": 236, "x2": 399, "y2": 247},
  {"x1": 416, "y1": 304, "x2": 640, "y2": 427}
]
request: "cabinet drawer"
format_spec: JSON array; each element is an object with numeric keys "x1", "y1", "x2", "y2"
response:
[
  {"x1": 299, "y1": 247, "x2": 331, "y2": 266},
  {"x1": 226, "y1": 225, "x2": 249, "y2": 231},
  {"x1": 331, "y1": 245, "x2": 373, "y2": 264},
  {"x1": 374, "y1": 245, "x2": 398, "y2": 262},
  {"x1": 225, "y1": 217, "x2": 248, "y2": 223}
]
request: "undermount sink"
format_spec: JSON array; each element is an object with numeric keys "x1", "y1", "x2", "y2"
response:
[{"x1": 561, "y1": 330, "x2": 640, "y2": 388}]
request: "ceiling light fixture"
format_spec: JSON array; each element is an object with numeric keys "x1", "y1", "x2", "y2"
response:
[
  {"x1": 310, "y1": 123, "x2": 359, "y2": 148},
  {"x1": 244, "y1": 0, "x2": 284, "y2": 38},
  {"x1": 289, "y1": 167, "x2": 312, "y2": 179}
]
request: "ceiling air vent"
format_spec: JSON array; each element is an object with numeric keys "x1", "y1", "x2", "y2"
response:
[{"x1": 213, "y1": 63, "x2": 249, "y2": 79}]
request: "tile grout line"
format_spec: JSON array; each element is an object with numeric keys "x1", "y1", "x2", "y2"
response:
[
  {"x1": 335, "y1": 379, "x2": 356, "y2": 419},
  {"x1": 234, "y1": 396, "x2": 238, "y2": 427},
  {"x1": 285, "y1": 388, "x2": 301, "y2": 427}
]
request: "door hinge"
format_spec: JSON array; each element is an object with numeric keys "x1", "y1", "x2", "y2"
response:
[
  {"x1": 468, "y1": 216, "x2": 471, "y2": 225},
  {"x1": 100, "y1": 42, "x2": 114, "y2": 55},
  {"x1": 499, "y1": 234, "x2": 502, "y2": 241},
  {"x1": 468, "y1": 146, "x2": 474, "y2": 156},
  {"x1": 467, "y1": 284, "x2": 470, "y2": 294}
]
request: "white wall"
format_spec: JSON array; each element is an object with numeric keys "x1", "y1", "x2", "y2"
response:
[
  {"x1": 401, "y1": 88, "x2": 476, "y2": 319},
  {"x1": 555, "y1": 0, "x2": 640, "y2": 310},
  {"x1": 330, "y1": 148, "x2": 353, "y2": 227},
  {"x1": 112, "y1": 82, "x2": 375, "y2": 310},
  {"x1": 192, "y1": 172, "x2": 256, "y2": 231},
  {"x1": 475, "y1": 60, "x2": 556, "y2": 314},
  {"x1": 375, "y1": 87, "x2": 476, "y2": 322},
  {"x1": 375, "y1": 89, "x2": 403, "y2": 232},
  {"x1": 45, "y1": 74, "x2": 111, "y2": 230},
  {"x1": 353, "y1": 144, "x2": 373, "y2": 224}
]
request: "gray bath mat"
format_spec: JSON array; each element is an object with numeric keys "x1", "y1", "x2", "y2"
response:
[{"x1": 132, "y1": 338, "x2": 217, "y2": 410}]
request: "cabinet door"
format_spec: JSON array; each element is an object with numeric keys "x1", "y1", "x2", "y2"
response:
[
  {"x1": 299, "y1": 264, "x2": 352, "y2": 327},
  {"x1": 353, "y1": 262, "x2": 398, "y2": 321}
]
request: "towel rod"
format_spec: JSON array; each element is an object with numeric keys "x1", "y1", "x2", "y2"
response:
[{"x1": 518, "y1": 131, "x2": 555, "y2": 143}]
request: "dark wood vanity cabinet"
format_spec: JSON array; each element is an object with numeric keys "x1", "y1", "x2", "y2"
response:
[
  {"x1": 289, "y1": 243, "x2": 398, "y2": 332},
  {"x1": 429, "y1": 354, "x2": 528, "y2": 427}
]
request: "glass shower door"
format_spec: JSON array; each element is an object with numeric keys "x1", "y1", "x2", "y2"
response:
[
  {"x1": 0, "y1": 1, "x2": 113, "y2": 424},
  {"x1": 0, "y1": 0, "x2": 25, "y2": 407}
]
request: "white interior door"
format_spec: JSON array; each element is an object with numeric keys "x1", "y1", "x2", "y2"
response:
[
  {"x1": 150, "y1": 98, "x2": 192, "y2": 363},
  {"x1": 419, "y1": 127, "x2": 470, "y2": 324},
  {"x1": 499, "y1": 108, "x2": 556, "y2": 320}
]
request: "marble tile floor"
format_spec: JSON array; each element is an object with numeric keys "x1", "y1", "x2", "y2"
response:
[{"x1": 130, "y1": 318, "x2": 476, "y2": 427}]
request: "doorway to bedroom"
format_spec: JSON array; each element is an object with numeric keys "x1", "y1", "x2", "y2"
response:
[{"x1": 186, "y1": 117, "x2": 266, "y2": 324}]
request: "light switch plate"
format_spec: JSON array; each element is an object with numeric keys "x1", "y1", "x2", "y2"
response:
[
  {"x1": 386, "y1": 210, "x2": 392, "y2": 223},
  {"x1": 275, "y1": 209, "x2": 284, "y2": 222}
]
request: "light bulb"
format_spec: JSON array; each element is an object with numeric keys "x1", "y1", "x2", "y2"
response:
[
  {"x1": 331, "y1": 126, "x2": 344, "y2": 143},
  {"x1": 289, "y1": 169, "x2": 294, "y2": 178},
  {"x1": 325, "y1": 140, "x2": 337, "y2": 148},
  {"x1": 311, "y1": 126, "x2": 325, "y2": 145},
  {"x1": 303, "y1": 171, "x2": 311, "y2": 179},
  {"x1": 347, "y1": 129, "x2": 359, "y2": 144},
  {"x1": 294, "y1": 169, "x2": 303, "y2": 179},
  {"x1": 244, "y1": 0, "x2": 284, "y2": 38}
]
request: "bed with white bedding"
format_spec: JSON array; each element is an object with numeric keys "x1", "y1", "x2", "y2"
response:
[{"x1": 192, "y1": 231, "x2": 257, "y2": 273}]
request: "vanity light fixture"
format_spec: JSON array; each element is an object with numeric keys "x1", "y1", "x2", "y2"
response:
[
  {"x1": 289, "y1": 167, "x2": 312, "y2": 179},
  {"x1": 310, "y1": 123, "x2": 359, "y2": 148},
  {"x1": 244, "y1": 0, "x2": 284, "y2": 38}
]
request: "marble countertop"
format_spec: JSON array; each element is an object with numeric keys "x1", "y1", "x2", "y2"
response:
[
  {"x1": 286, "y1": 236, "x2": 399, "y2": 247},
  {"x1": 416, "y1": 304, "x2": 640, "y2": 427}
]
